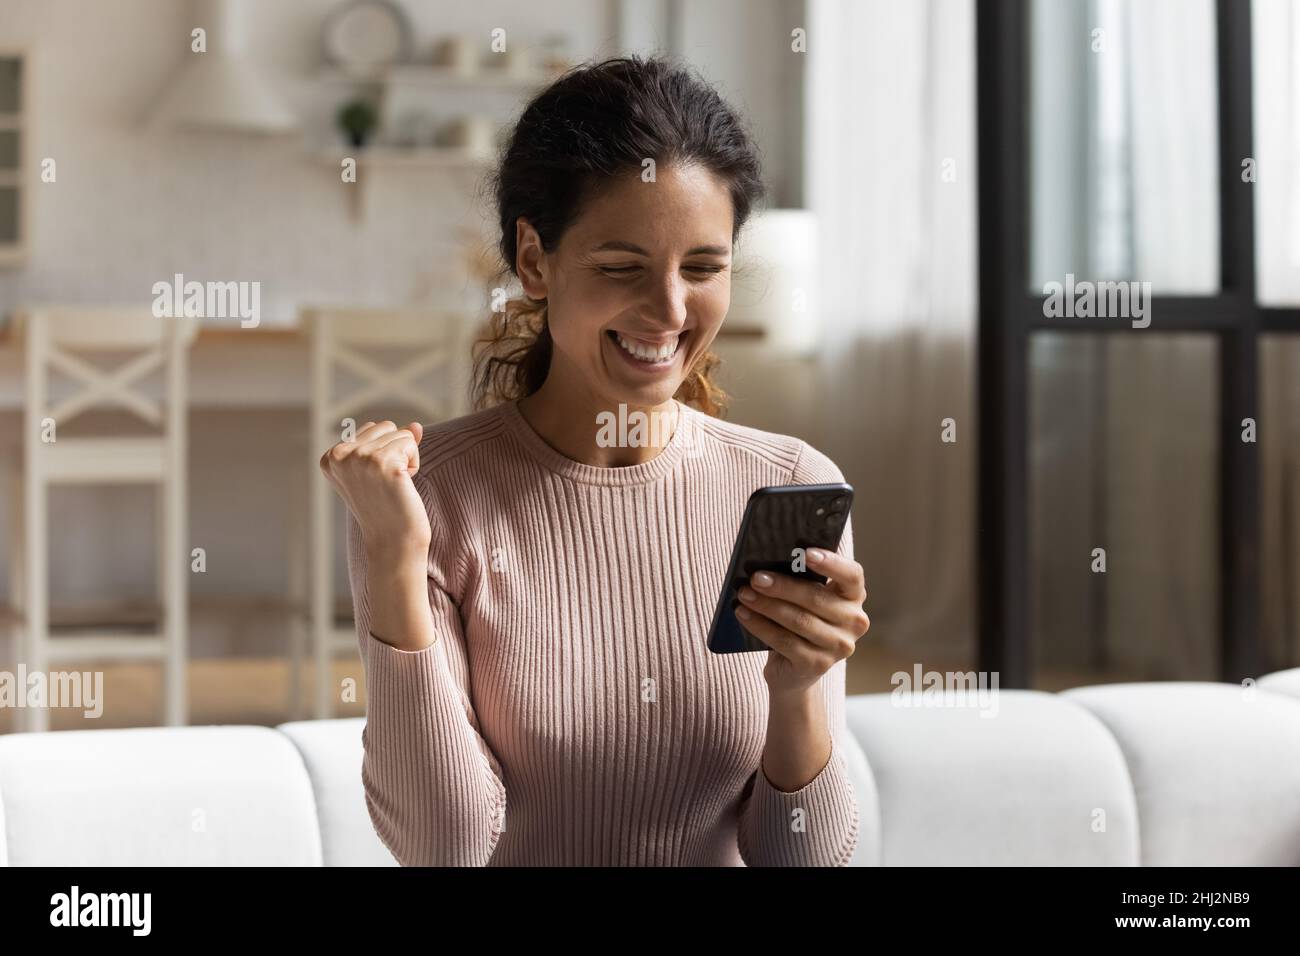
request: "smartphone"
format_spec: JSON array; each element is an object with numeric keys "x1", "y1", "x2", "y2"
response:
[{"x1": 706, "y1": 482, "x2": 854, "y2": 654}]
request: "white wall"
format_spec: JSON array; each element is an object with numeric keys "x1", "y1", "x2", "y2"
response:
[
  {"x1": 0, "y1": 0, "x2": 621, "y2": 319},
  {"x1": 0, "y1": 0, "x2": 811, "y2": 659}
]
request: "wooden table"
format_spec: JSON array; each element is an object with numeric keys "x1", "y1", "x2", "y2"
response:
[{"x1": 0, "y1": 314, "x2": 766, "y2": 410}]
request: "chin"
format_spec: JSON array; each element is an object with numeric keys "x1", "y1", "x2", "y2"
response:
[{"x1": 604, "y1": 379, "x2": 681, "y2": 409}]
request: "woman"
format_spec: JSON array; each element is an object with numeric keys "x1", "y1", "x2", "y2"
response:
[{"x1": 320, "y1": 55, "x2": 871, "y2": 866}]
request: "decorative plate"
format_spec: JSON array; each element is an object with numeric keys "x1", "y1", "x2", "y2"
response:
[{"x1": 323, "y1": 0, "x2": 412, "y2": 74}]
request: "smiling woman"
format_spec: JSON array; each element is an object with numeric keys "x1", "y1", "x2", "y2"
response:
[
  {"x1": 319, "y1": 54, "x2": 871, "y2": 867},
  {"x1": 472, "y1": 56, "x2": 766, "y2": 420}
]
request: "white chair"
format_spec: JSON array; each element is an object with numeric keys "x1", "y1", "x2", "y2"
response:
[
  {"x1": 292, "y1": 306, "x2": 469, "y2": 721},
  {"x1": 11, "y1": 307, "x2": 197, "y2": 732}
]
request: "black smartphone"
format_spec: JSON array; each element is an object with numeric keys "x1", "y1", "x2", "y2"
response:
[{"x1": 706, "y1": 482, "x2": 854, "y2": 654}]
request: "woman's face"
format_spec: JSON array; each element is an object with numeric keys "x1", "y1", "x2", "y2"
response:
[{"x1": 516, "y1": 162, "x2": 735, "y2": 410}]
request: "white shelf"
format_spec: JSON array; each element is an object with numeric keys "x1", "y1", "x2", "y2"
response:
[
  {"x1": 313, "y1": 58, "x2": 560, "y2": 223},
  {"x1": 314, "y1": 145, "x2": 492, "y2": 169},
  {"x1": 312, "y1": 145, "x2": 492, "y2": 223},
  {"x1": 319, "y1": 63, "x2": 561, "y2": 91}
]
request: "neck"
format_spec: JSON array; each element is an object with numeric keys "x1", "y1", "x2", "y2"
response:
[{"x1": 517, "y1": 378, "x2": 680, "y2": 468}]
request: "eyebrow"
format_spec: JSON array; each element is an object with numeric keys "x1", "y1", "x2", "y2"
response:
[{"x1": 591, "y1": 240, "x2": 731, "y2": 257}]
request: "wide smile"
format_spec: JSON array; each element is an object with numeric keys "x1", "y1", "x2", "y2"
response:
[{"x1": 606, "y1": 329, "x2": 689, "y2": 374}]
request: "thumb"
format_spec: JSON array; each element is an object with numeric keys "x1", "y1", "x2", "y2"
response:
[{"x1": 403, "y1": 421, "x2": 423, "y2": 476}]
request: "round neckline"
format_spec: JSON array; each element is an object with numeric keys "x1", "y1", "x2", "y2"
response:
[{"x1": 497, "y1": 398, "x2": 698, "y2": 486}]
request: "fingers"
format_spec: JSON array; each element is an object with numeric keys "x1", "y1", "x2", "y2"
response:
[
  {"x1": 347, "y1": 420, "x2": 422, "y2": 449},
  {"x1": 325, "y1": 420, "x2": 423, "y2": 455},
  {"x1": 806, "y1": 547, "x2": 868, "y2": 603},
  {"x1": 747, "y1": 567, "x2": 871, "y2": 639},
  {"x1": 319, "y1": 421, "x2": 392, "y2": 471},
  {"x1": 319, "y1": 420, "x2": 424, "y2": 477},
  {"x1": 747, "y1": 570, "x2": 844, "y2": 623},
  {"x1": 737, "y1": 585, "x2": 850, "y2": 655},
  {"x1": 354, "y1": 420, "x2": 402, "y2": 450},
  {"x1": 735, "y1": 604, "x2": 827, "y2": 667},
  {"x1": 735, "y1": 603, "x2": 803, "y2": 656},
  {"x1": 373, "y1": 424, "x2": 422, "y2": 476}
]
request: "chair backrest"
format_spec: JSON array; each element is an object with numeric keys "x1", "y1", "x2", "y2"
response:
[
  {"x1": 17, "y1": 307, "x2": 197, "y2": 432},
  {"x1": 304, "y1": 305, "x2": 469, "y2": 436}
]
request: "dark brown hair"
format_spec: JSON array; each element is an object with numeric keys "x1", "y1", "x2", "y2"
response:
[{"x1": 470, "y1": 54, "x2": 766, "y2": 416}]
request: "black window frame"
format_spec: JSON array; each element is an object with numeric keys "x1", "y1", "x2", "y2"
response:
[{"x1": 975, "y1": 0, "x2": 1299, "y2": 688}]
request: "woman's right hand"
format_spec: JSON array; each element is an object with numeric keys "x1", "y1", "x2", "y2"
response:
[{"x1": 319, "y1": 420, "x2": 432, "y2": 562}]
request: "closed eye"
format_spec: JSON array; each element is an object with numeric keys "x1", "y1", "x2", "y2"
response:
[{"x1": 597, "y1": 265, "x2": 727, "y2": 277}]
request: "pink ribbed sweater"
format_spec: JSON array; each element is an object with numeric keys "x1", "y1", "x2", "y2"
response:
[{"x1": 345, "y1": 398, "x2": 860, "y2": 866}]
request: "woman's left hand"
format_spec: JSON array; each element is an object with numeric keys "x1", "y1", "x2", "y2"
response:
[{"x1": 735, "y1": 548, "x2": 871, "y2": 696}]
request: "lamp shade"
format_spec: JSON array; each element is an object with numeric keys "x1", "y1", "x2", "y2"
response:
[
  {"x1": 727, "y1": 209, "x2": 820, "y2": 354},
  {"x1": 149, "y1": 0, "x2": 298, "y2": 135},
  {"x1": 151, "y1": 54, "x2": 299, "y2": 134}
]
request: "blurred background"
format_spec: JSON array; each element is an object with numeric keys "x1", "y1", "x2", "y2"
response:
[{"x1": 0, "y1": 0, "x2": 1296, "y2": 733}]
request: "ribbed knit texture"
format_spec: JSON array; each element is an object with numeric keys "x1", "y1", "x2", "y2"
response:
[{"x1": 345, "y1": 398, "x2": 860, "y2": 866}]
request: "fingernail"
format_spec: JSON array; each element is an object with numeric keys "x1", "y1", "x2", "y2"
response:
[
  {"x1": 738, "y1": 587, "x2": 757, "y2": 602},
  {"x1": 736, "y1": 605, "x2": 752, "y2": 620},
  {"x1": 808, "y1": 549, "x2": 825, "y2": 563},
  {"x1": 753, "y1": 572, "x2": 774, "y2": 588}
]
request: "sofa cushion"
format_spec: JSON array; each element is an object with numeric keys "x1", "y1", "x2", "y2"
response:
[
  {"x1": 1259, "y1": 666, "x2": 1300, "y2": 703},
  {"x1": 1063, "y1": 682, "x2": 1300, "y2": 866},
  {"x1": 0, "y1": 773, "x2": 7, "y2": 867},
  {"x1": 0, "y1": 725, "x2": 322, "y2": 866},
  {"x1": 277, "y1": 717, "x2": 396, "y2": 867},
  {"x1": 835, "y1": 723, "x2": 882, "y2": 866},
  {"x1": 845, "y1": 689, "x2": 1140, "y2": 865}
]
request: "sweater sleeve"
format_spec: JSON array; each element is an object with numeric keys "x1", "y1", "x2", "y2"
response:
[
  {"x1": 735, "y1": 441, "x2": 862, "y2": 867},
  {"x1": 345, "y1": 472, "x2": 508, "y2": 867}
]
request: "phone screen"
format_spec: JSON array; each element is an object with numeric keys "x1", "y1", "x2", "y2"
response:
[{"x1": 706, "y1": 483, "x2": 854, "y2": 654}]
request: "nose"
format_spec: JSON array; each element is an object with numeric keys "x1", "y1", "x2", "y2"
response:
[{"x1": 645, "y1": 268, "x2": 689, "y2": 332}]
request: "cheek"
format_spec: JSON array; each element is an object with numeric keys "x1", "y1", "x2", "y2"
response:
[
  {"x1": 548, "y1": 279, "x2": 624, "y2": 353},
  {"x1": 694, "y1": 282, "x2": 731, "y2": 329}
]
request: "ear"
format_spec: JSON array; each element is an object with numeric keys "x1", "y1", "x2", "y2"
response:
[{"x1": 515, "y1": 216, "x2": 548, "y2": 300}]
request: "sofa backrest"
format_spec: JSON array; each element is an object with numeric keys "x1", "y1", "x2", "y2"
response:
[
  {"x1": 2, "y1": 669, "x2": 1299, "y2": 866},
  {"x1": 0, "y1": 725, "x2": 323, "y2": 866},
  {"x1": 276, "y1": 718, "x2": 396, "y2": 867},
  {"x1": 846, "y1": 689, "x2": 1141, "y2": 865},
  {"x1": 1063, "y1": 682, "x2": 1300, "y2": 865}
]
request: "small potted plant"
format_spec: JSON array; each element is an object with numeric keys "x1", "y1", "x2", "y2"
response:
[{"x1": 337, "y1": 98, "x2": 377, "y2": 148}]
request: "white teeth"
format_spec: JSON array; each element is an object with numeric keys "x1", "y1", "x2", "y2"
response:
[{"x1": 614, "y1": 332, "x2": 679, "y2": 363}]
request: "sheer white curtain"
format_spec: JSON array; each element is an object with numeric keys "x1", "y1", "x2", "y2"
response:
[
  {"x1": 1029, "y1": 0, "x2": 1222, "y2": 681},
  {"x1": 1030, "y1": 0, "x2": 1295, "y2": 680},
  {"x1": 1256, "y1": 0, "x2": 1300, "y2": 671},
  {"x1": 806, "y1": 0, "x2": 977, "y2": 663},
  {"x1": 1255, "y1": 0, "x2": 1300, "y2": 306},
  {"x1": 1092, "y1": 0, "x2": 1220, "y2": 679}
]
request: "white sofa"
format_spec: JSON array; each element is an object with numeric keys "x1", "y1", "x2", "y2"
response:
[{"x1": 2, "y1": 668, "x2": 1299, "y2": 866}]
